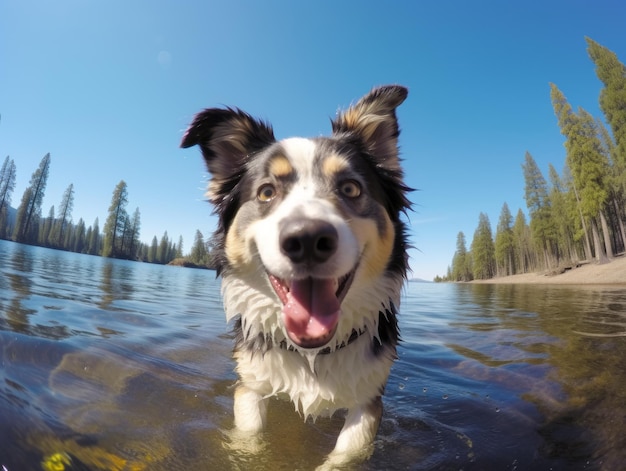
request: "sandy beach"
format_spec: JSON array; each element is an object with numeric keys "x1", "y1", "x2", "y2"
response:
[{"x1": 470, "y1": 254, "x2": 626, "y2": 285}]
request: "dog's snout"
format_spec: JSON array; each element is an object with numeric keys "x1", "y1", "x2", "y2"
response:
[{"x1": 279, "y1": 219, "x2": 338, "y2": 264}]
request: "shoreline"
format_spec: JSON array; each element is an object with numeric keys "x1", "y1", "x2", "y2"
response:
[{"x1": 469, "y1": 254, "x2": 626, "y2": 285}]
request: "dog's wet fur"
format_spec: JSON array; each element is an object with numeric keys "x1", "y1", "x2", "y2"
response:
[{"x1": 181, "y1": 85, "x2": 410, "y2": 466}]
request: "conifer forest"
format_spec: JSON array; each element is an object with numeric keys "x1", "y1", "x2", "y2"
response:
[
  {"x1": 439, "y1": 38, "x2": 626, "y2": 281},
  {"x1": 0, "y1": 154, "x2": 214, "y2": 268}
]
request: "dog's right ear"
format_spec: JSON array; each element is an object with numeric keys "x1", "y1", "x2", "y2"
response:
[
  {"x1": 181, "y1": 108, "x2": 275, "y2": 200},
  {"x1": 332, "y1": 85, "x2": 408, "y2": 173}
]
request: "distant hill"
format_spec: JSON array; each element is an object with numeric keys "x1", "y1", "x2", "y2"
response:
[{"x1": 409, "y1": 278, "x2": 432, "y2": 283}]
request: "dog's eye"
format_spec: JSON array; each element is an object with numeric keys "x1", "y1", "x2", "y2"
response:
[
  {"x1": 257, "y1": 184, "x2": 277, "y2": 202},
  {"x1": 339, "y1": 180, "x2": 361, "y2": 198}
]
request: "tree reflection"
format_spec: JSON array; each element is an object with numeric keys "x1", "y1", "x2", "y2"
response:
[
  {"x1": 458, "y1": 284, "x2": 626, "y2": 468},
  {"x1": 98, "y1": 260, "x2": 136, "y2": 310}
]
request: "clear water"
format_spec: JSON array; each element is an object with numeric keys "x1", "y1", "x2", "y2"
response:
[{"x1": 1, "y1": 239, "x2": 625, "y2": 470}]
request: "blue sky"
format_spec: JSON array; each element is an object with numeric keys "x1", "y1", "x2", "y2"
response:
[{"x1": 1, "y1": 1, "x2": 625, "y2": 281}]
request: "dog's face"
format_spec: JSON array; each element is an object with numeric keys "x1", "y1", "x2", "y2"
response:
[{"x1": 181, "y1": 86, "x2": 410, "y2": 351}]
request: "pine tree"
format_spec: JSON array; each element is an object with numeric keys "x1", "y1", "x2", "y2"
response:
[
  {"x1": 118, "y1": 215, "x2": 130, "y2": 257},
  {"x1": 14, "y1": 188, "x2": 33, "y2": 242},
  {"x1": 84, "y1": 226, "x2": 93, "y2": 253},
  {"x1": 585, "y1": 38, "x2": 626, "y2": 254},
  {"x1": 103, "y1": 180, "x2": 129, "y2": 258},
  {"x1": 40, "y1": 205, "x2": 55, "y2": 247},
  {"x1": 52, "y1": 183, "x2": 75, "y2": 249},
  {"x1": 512, "y1": 209, "x2": 535, "y2": 273},
  {"x1": 137, "y1": 242, "x2": 148, "y2": 261},
  {"x1": 0, "y1": 156, "x2": 17, "y2": 238},
  {"x1": 87, "y1": 217, "x2": 101, "y2": 255},
  {"x1": 148, "y1": 236, "x2": 158, "y2": 263},
  {"x1": 73, "y1": 218, "x2": 86, "y2": 253},
  {"x1": 578, "y1": 108, "x2": 613, "y2": 259},
  {"x1": 494, "y1": 202, "x2": 515, "y2": 276},
  {"x1": 548, "y1": 164, "x2": 579, "y2": 263},
  {"x1": 168, "y1": 241, "x2": 175, "y2": 262},
  {"x1": 551, "y1": 83, "x2": 612, "y2": 262},
  {"x1": 471, "y1": 213, "x2": 496, "y2": 280},
  {"x1": 550, "y1": 86, "x2": 584, "y2": 200},
  {"x1": 124, "y1": 208, "x2": 141, "y2": 260},
  {"x1": 190, "y1": 230, "x2": 209, "y2": 266},
  {"x1": 522, "y1": 151, "x2": 557, "y2": 268},
  {"x1": 13, "y1": 153, "x2": 51, "y2": 243},
  {"x1": 157, "y1": 231, "x2": 170, "y2": 264},
  {"x1": 451, "y1": 231, "x2": 472, "y2": 281},
  {"x1": 595, "y1": 117, "x2": 626, "y2": 253},
  {"x1": 586, "y1": 38, "x2": 626, "y2": 170},
  {"x1": 177, "y1": 235, "x2": 184, "y2": 258}
]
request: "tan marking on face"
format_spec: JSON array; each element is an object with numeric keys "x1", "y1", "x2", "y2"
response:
[
  {"x1": 349, "y1": 212, "x2": 395, "y2": 281},
  {"x1": 225, "y1": 215, "x2": 255, "y2": 269},
  {"x1": 322, "y1": 153, "x2": 349, "y2": 178},
  {"x1": 268, "y1": 155, "x2": 294, "y2": 178}
]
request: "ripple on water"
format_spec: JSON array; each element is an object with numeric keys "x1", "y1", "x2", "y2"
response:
[{"x1": 2, "y1": 244, "x2": 626, "y2": 469}]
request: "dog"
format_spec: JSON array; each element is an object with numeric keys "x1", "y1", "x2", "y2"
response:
[{"x1": 181, "y1": 85, "x2": 410, "y2": 465}]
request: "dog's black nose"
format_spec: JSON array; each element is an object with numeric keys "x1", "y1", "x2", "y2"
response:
[{"x1": 279, "y1": 219, "x2": 338, "y2": 264}]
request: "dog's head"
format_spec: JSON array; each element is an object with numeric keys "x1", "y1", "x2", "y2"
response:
[{"x1": 181, "y1": 86, "x2": 410, "y2": 351}]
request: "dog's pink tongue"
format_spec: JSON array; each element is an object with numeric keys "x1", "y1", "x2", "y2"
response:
[{"x1": 283, "y1": 278, "x2": 340, "y2": 346}]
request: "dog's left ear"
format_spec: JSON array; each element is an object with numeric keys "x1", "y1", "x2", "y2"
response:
[
  {"x1": 332, "y1": 85, "x2": 408, "y2": 171},
  {"x1": 180, "y1": 107, "x2": 275, "y2": 202}
]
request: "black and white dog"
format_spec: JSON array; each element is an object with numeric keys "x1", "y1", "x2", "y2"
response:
[{"x1": 181, "y1": 85, "x2": 410, "y2": 464}]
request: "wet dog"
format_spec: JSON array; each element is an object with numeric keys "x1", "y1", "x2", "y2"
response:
[{"x1": 181, "y1": 85, "x2": 410, "y2": 465}]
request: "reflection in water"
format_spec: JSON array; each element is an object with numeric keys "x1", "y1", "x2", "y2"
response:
[
  {"x1": 2, "y1": 240, "x2": 626, "y2": 470},
  {"x1": 3, "y1": 243, "x2": 56, "y2": 336},
  {"x1": 0, "y1": 241, "x2": 236, "y2": 470},
  {"x1": 99, "y1": 261, "x2": 136, "y2": 310},
  {"x1": 456, "y1": 284, "x2": 626, "y2": 469}
]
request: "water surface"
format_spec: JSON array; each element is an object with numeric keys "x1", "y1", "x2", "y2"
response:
[{"x1": 1, "y1": 240, "x2": 625, "y2": 470}]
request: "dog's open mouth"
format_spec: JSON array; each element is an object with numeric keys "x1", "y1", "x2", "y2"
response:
[{"x1": 268, "y1": 271, "x2": 355, "y2": 349}]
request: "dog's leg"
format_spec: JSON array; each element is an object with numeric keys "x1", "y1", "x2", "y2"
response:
[
  {"x1": 233, "y1": 384, "x2": 268, "y2": 433},
  {"x1": 325, "y1": 396, "x2": 383, "y2": 466},
  {"x1": 225, "y1": 384, "x2": 269, "y2": 455}
]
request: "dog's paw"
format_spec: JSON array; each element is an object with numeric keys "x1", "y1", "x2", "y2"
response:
[
  {"x1": 316, "y1": 444, "x2": 374, "y2": 471},
  {"x1": 222, "y1": 427, "x2": 266, "y2": 456}
]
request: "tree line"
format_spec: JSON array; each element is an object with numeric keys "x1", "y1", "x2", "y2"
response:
[
  {"x1": 437, "y1": 37, "x2": 626, "y2": 282},
  {"x1": 0, "y1": 153, "x2": 215, "y2": 268}
]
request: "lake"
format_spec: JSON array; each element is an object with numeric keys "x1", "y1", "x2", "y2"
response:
[{"x1": 1, "y1": 239, "x2": 625, "y2": 470}]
